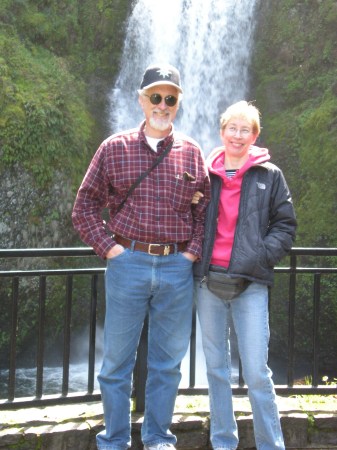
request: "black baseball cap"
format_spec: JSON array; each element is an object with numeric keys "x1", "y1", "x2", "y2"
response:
[{"x1": 139, "y1": 63, "x2": 183, "y2": 93}]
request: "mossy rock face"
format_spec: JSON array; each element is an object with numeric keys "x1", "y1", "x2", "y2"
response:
[
  {"x1": 0, "y1": 0, "x2": 131, "y2": 249},
  {"x1": 251, "y1": 0, "x2": 337, "y2": 248}
]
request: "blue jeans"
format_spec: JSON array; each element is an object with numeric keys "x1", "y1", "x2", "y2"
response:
[
  {"x1": 196, "y1": 281, "x2": 285, "y2": 450},
  {"x1": 96, "y1": 248, "x2": 193, "y2": 450}
]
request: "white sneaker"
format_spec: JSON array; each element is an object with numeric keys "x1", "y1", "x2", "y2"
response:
[{"x1": 143, "y1": 444, "x2": 176, "y2": 450}]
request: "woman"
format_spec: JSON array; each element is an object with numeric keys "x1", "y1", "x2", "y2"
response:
[{"x1": 193, "y1": 101, "x2": 297, "y2": 450}]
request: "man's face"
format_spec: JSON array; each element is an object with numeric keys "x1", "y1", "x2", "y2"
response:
[{"x1": 139, "y1": 85, "x2": 180, "y2": 138}]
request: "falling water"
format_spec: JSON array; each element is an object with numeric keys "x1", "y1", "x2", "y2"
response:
[{"x1": 109, "y1": 0, "x2": 259, "y2": 153}]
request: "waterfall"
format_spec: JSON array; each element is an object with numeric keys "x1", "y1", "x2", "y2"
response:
[{"x1": 109, "y1": 0, "x2": 259, "y2": 154}]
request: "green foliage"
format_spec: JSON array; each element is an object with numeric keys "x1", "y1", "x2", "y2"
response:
[
  {"x1": 0, "y1": 0, "x2": 130, "y2": 189},
  {"x1": 0, "y1": 32, "x2": 93, "y2": 187},
  {"x1": 252, "y1": 0, "x2": 337, "y2": 248}
]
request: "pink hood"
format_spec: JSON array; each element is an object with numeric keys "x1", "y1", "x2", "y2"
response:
[{"x1": 207, "y1": 145, "x2": 270, "y2": 176}]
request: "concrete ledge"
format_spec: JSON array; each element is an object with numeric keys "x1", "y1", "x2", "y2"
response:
[{"x1": 1, "y1": 396, "x2": 337, "y2": 449}]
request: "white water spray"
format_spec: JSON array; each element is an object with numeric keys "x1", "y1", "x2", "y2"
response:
[{"x1": 109, "y1": 0, "x2": 259, "y2": 154}]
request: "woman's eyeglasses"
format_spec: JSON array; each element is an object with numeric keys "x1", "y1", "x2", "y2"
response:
[
  {"x1": 144, "y1": 93, "x2": 178, "y2": 107},
  {"x1": 226, "y1": 126, "x2": 252, "y2": 137}
]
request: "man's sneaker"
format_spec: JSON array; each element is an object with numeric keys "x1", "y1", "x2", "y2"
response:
[{"x1": 143, "y1": 444, "x2": 176, "y2": 450}]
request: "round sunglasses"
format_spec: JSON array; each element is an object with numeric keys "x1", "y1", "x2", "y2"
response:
[{"x1": 144, "y1": 93, "x2": 178, "y2": 107}]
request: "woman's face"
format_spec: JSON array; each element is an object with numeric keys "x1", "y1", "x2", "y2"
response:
[{"x1": 220, "y1": 117, "x2": 258, "y2": 159}]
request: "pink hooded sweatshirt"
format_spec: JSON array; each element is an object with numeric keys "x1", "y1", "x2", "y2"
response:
[{"x1": 208, "y1": 145, "x2": 270, "y2": 268}]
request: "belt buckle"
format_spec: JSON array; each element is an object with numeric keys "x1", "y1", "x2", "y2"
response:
[
  {"x1": 148, "y1": 244, "x2": 170, "y2": 256},
  {"x1": 148, "y1": 243, "x2": 160, "y2": 255}
]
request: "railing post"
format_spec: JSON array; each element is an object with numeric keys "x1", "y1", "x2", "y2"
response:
[
  {"x1": 287, "y1": 253, "x2": 297, "y2": 387},
  {"x1": 8, "y1": 277, "x2": 19, "y2": 401},
  {"x1": 88, "y1": 274, "x2": 98, "y2": 394},
  {"x1": 36, "y1": 275, "x2": 46, "y2": 399},
  {"x1": 189, "y1": 304, "x2": 197, "y2": 388},
  {"x1": 312, "y1": 273, "x2": 321, "y2": 386},
  {"x1": 62, "y1": 275, "x2": 73, "y2": 396}
]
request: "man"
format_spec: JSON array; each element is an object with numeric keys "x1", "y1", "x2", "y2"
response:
[{"x1": 72, "y1": 63, "x2": 210, "y2": 450}]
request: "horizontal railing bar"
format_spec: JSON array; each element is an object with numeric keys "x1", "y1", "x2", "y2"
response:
[
  {"x1": 179, "y1": 385, "x2": 337, "y2": 395},
  {"x1": 0, "y1": 247, "x2": 336, "y2": 259},
  {"x1": 275, "y1": 267, "x2": 337, "y2": 273},
  {"x1": 289, "y1": 248, "x2": 337, "y2": 255},
  {"x1": 0, "y1": 268, "x2": 105, "y2": 277},
  {"x1": 0, "y1": 248, "x2": 96, "y2": 257},
  {"x1": 1, "y1": 384, "x2": 336, "y2": 410},
  {"x1": 0, "y1": 392, "x2": 102, "y2": 409},
  {"x1": 1, "y1": 268, "x2": 336, "y2": 278},
  {"x1": 271, "y1": 385, "x2": 337, "y2": 395}
]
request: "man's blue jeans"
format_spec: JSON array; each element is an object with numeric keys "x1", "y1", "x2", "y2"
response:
[
  {"x1": 96, "y1": 248, "x2": 193, "y2": 450},
  {"x1": 196, "y1": 281, "x2": 285, "y2": 450}
]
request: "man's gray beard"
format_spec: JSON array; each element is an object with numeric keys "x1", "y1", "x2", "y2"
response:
[{"x1": 149, "y1": 115, "x2": 171, "y2": 131}]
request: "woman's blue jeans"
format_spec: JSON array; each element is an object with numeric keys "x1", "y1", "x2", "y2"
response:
[
  {"x1": 96, "y1": 248, "x2": 193, "y2": 450},
  {"x1": 196, "y1": 281, "x2": 285, "y2": 450}
]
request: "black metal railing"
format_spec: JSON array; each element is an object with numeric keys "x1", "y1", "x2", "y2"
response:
[{"x1": 0, "y1": 247, "x2": 336, "y2": 411}]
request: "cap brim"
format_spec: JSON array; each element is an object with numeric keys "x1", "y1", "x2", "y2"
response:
[{"x1": 142, "y1": 81, "x2": 183, "y2": 94}]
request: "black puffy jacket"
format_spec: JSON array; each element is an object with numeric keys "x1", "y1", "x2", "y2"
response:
[{"x1": 193, "y1": 162, "x2": 297, "y2": 286}]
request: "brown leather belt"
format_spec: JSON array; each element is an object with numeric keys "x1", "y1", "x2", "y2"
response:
[{"x1": 115, "y1": 235, "x2": 187, "y2": 256}]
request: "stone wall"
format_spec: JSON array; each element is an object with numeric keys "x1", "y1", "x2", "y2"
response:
[
  {"x1": 1, "y1": 397, "x2": 337, "y2": 449},
  {"x1": 0, "y1": 164, "x2": 77, "y2": 250}
]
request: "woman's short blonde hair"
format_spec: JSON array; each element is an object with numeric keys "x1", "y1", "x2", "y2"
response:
[{"x1": 220, "y1": 101, "x2": 261, "y2": 135}]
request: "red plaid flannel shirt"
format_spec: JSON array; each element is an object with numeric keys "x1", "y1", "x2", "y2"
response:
[{"x1": 72, "y1": 122, "x2": 210, "y2": 259}]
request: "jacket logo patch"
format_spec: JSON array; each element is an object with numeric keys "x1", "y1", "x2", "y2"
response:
[{"x1": 257, "y1": 182, "x2": 266, "y2": 190}]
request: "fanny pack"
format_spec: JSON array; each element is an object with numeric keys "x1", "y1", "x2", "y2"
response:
[{"x1": 206, "y1": 265, "x2": 251, "y2": 301}]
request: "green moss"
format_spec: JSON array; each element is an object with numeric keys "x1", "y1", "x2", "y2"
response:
[
  {"x1": 0, "y1": 0, "x2": 130, "y2": 189},
  {"x1": 252, "y1": 0, "x2": 337, "y2": 248},
  {"x1": 0, "y1": 30, "x2": 93, "y2": 187},
  {"x1": 251, "y1": 0, "x2": 337, "y2": 372}
]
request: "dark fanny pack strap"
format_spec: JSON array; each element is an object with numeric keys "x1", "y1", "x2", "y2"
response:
[
  {"x1": 115, "y1": 141, "x2": 173, "y2": 215},
  {"x1": 209, "y1": 264, "x2": 228, "y2": 273}
]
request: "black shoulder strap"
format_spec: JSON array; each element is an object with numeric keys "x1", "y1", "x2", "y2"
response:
[{"x1": 115, "y1": 141, "x2": 173, "y2": 215}]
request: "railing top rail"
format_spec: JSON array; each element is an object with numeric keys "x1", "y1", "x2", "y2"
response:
[
  {"x1": 289, "y1": 247, "x2": 337, "y2": 255},
  {"x1": 0, "y1": 248, "x2": 96, "y2": 257},
  {"x1": 275, "y1": 267, "x2": 337, "y2": 273},
  {"x1": 0, "y1": 247, "x2": 337, "y2": 258},
  {"x1": 0, "y1": 268, "x2": 105, "y2": 277},
  {"x1": 1, "y1": 267, "x2": 336, "y2": 277}
]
